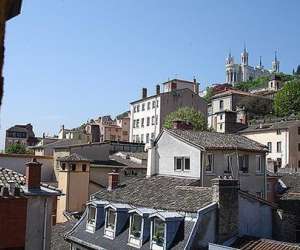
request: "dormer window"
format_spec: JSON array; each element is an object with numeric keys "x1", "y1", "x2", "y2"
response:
[
  {"x1": 70, "y1": 163, "x2": 76, "y2": 171},
  {"x1": 61, "y1": 163, "x2": 66, "y2": 171},
  {"x1": 106, "y1": 208, "x2": 116, "y2": 231},
  {"x1": 87, "y1": 206, "x2": 96, "y2": 225},
  {"x1": 152, "y1": 218, "x2": 165, "y2": 247},
  {"x1": 130, "y1": 214, "x2": 142, "y2": 238}
]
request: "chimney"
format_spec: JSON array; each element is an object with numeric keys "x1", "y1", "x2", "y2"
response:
[
  {"x1": 172, "y1": 120, "x2": 193, "y2": 130},
  {"x1": 211, "y1": 177, "x2": 239, "y2": 243},
  {"x1": 147, "y1": 139, "x2": 156, "y2": 178},
  {"x1": 142, "y1": 88, "x2": 147, "y2": 99},
  {"x1": 0, "y1": 185, "x2": 9, "y2": 197},
  {"x1": 107, "y1": 171, "x2": 119, "y2": 191},
  {"x1": 193, "y1": 78, "x2": 199, "y2": 95},
  {"x1": 25, "y1": 158, "x2": 42, "y2": 190},
  {"x1": 156, "y1": 84, "x2": 161, "y2": 95}
]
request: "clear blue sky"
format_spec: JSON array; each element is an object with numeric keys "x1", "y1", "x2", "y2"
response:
[{"x1": 2, "y1": 0, "x2": 300, "y2": 148}]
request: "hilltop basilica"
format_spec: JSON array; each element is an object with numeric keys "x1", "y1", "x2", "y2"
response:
[{"x1": 225, "y1": 47, "x2": 280, "y2": 85}]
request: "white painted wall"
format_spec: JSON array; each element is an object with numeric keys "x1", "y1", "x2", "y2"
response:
[{"x1": 155, "y1": 132, "x2": 201, "y2": 178}]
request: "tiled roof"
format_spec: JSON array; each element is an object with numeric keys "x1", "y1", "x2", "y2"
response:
[
  {"x1": 51, "y1": 220, "x2": 77, "y2": 250},
  {"x1": 231, "y1": 236, "x2": 300, "y2": 250},
  {"x1": 239, "y1": 120, "x2": 300, "y2": 134},
  {"x1": 0, "y1": 167, "x2": 60, "y2": 195},
  {"x1": 66, "y1": 210, "x2": 195, "y2": 250},
  {"x1": 165, "y1": 129, "x2": 267, "y2": 152},
  {"x1": 280, "y1": 173, "x2": 300, "y2": 200},
  {"x1": 57, "y1": 153, "x2": 90, "y2": 162},
  {"x1": 93, "y1": 176, "x2": 213, "y2": 213},
  {"x1": 212, "y1": 89, "x2": 262, "y2": 99}
]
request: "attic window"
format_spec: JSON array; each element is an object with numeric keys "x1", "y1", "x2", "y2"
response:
[
  {"x1": 152, "y1": 218, "x2": 165, "y2": 247},
  {"x1": 87, "y1": 206, "x2": 96, "y2": 225},
  {"x1": 106, "y1": 208, "x2": 116, "y2": 231},
  {"x1": 130, "y1": 214, "x2": 142, "y2": 238},
  {"x1": 61, "y1": 163, "x2": 66, "y2": 171}
]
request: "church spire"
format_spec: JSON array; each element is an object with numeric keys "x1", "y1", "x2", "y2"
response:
[
  {"x1": 272, "y1": 50, "x2": 280, "y2": 73},
  {"x1": 259, "y1": 56, "x2": 262, "y2": 67},
  {"x1": 241, "y1": 43, "x2": 248, "y2": 66}
]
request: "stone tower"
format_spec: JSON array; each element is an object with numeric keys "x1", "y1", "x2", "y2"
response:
[
  {"x1": 241, "y1": 45, "x2": 249, "y2": 66},
  {"x1": 272, "y1": 51, "x2": 280, "y2": 73}
]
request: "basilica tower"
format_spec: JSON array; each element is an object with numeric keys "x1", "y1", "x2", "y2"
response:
[{"x1": 272, "y1": 51, "x2": 280, "y2": 73}]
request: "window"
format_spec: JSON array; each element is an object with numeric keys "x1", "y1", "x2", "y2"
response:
[
  {"x1": 267, "y1": 142, "x2": 272, "y2": 152},
  {"x1": 88, "y1": 206, "x2": 96, "y2": 224},
  {"x1": 151, "y1": 133, "x2": 155, "y2": 139},
  {"x1": 136, "y1": 119, "x2": 140, "y2": 128},
  {"x1": 70, "y1": 164, "x2": 76, "y2": 171},
  {"x1": 141, "y1": 134, "x2": 144, "y2": 143},
  {"x1": 155, "y1": 115, "x2": 158, "y2": 125},
  {"x1": 219, "y1": 100, "x2": 224, "y2": 110},
  {"x1": 142, "y1": 103, "x2": 145, "y2": 111},
  {"x1": 156, "y1": 100, "x2": 159, "y2": 107},
  {"x1": 184, "y1": 158, "x2": 190, "y2": 170},
  {"x1": 239, "y1": 154, "x2": 249, "y2": 173},
  {"x1": 220, "y1": 114, "x2": 223, "y2": 120},
  {"x1": 136, "y1": 105, "x2": 140, "y2": 112},
  {"x1": 152, "y1": 218, "x2": 165, "y2": 247},
  {"x1": 141, "y1": 118, "x2": 144, "y2": 128},
  {"x1": 256, "y1": 155, "x2": 264, "y2": 173},
  {"x1": 147, "y1": 102, "x2": 151, "y2": 110},
  {"x1": 174, "y1": 157, "x2": 190, "y2": 171},
  {"x1": 136, "y1": 135, "x2": 140, "y2": 143},
  {"x1": 174, "y1": 157, "x2": 183, "y2": 171},
  {"x1": 105, "y1": 208, "x2": 116, "y2": 230},
  {"x1": 205, "y1": 153, "x2": 214, "y2": 173},
  {"x1": 151, "y1": 116, "x2": 155, "y2": 125},
  {"x1": 146, "y1": 133, "x2": 150, "y2": 143},
  {"x1": 276, "y1": 129, "x2": 281, "y2": 135},
  {"x1": 219, "y1": 123, "x2": 223, "y2": 130},
  {"x1": 225, "y1": 155, "x2": 233, "y2": 173},
  {"x1": 134, "y1": 106, "x2": 137, "y2": 113},
  {"x1": 61, "y1": 163, "x2": 66, "y2": 171},
  {"x1": 277, "y1": 141, "x2": 282, "y2": 153},
  {"x1": 133, "y1": 120, "x2": 136, "y2": 128},
  {"x1": 298, "y1": 143, "x2": 300, "y2": 152},
  {"x1": 130, "y1": 214, "x2": 142, "y2": 238},
  {"x1": 82, "y1": 164, "x2": 87, "y2": 172},
  {"x1": 152, "y1": 101, "x2": 156, "y2": 109},
  {"x1": 147, "y1": 117, "x2": 150, "y2": 126}
]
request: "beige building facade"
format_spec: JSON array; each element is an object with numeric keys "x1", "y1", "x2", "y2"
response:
[{"x1": 239, "y1": 120, "x2": 300, "y2": 172}]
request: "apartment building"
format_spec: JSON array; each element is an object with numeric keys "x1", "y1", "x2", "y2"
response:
[
  {"x1": 129, "y1": 79, "x2": 207, "y2": 143},
  {"x1": 239, "y1": 120, "x2": 300, "y2": 173},
  {"x1": 208, "y1": 89, "x2": 272, "y2": 133}
]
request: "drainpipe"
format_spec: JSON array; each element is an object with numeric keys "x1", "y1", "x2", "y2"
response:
[
  {"x1": 200, "y1": 151, "x2": 204, "y2": 186},
  {"x1": 42, "y1": 198, "x2": 48, "y2": 250}
]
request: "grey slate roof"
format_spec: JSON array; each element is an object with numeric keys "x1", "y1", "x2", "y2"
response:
[
  {"x1": 51, "y1": 220, "x2": 76, "y2": 250},
  {"x1": 66, "y1": 210, "x2": 195, "y2": 250},
  {"x1": 165, "y1": 129, "x2": 268, "y2": 152},
  {"x1": 93, "y1": 176, "x2": 213, "y2": 213},
  {"x1": 57, "y1": 153, "x2": 90, "y2": 162},
  {"x1": 31, "y1": 139, "x2": 83, "y2": 149},
  {"x1": 239, "y1": 120, "x2": 300, "y2": 134}
]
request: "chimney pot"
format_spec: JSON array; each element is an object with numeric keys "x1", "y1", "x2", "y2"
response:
[
  {"x1": 107, "y1": 171, "x2": 119, "y2": 191},
  {"x1": 25, "y1": 158, "x2": 42, "y2": 190},
  {"x1": 142, "y1": 88, "x2": 147, "y2": 99}
]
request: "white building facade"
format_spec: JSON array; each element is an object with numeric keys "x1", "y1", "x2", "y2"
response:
[{"x1": 129, "y1": 79, "x2": 207, "y2": 144}]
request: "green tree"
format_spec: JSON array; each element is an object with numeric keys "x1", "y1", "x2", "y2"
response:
[
  {"x1": 163, "y1": 107, "x2": 207, "y2": 131},
  {"x1": 274, "y1": 79, "x2": 300, "y2": 116},
  {"x1": 203, "y1": 87, "x2": 214, "y2": 102},
  {"x1": 5, "y1": 143, "x2": 27, "y2": 154}
]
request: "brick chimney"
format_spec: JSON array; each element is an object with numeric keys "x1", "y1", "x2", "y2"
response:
[
  {"x1": 142, "y1": 88, "x2": 147, "y2": 99},
  {"x1": 156, "y1": 84, "x2": 160, "y2": 95},
  {"x1": 25, "y1": 158, "x2": 42, "y2": 190},
  {"x1": 172, "y1": 120, "x2": 193, "y2": 130},
  {"x1": 107, "y1": 171, "x2": 119, "y2": 191},
  {"x1": 211, "y1": 177, "x2": 239, "y2": 243}
]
